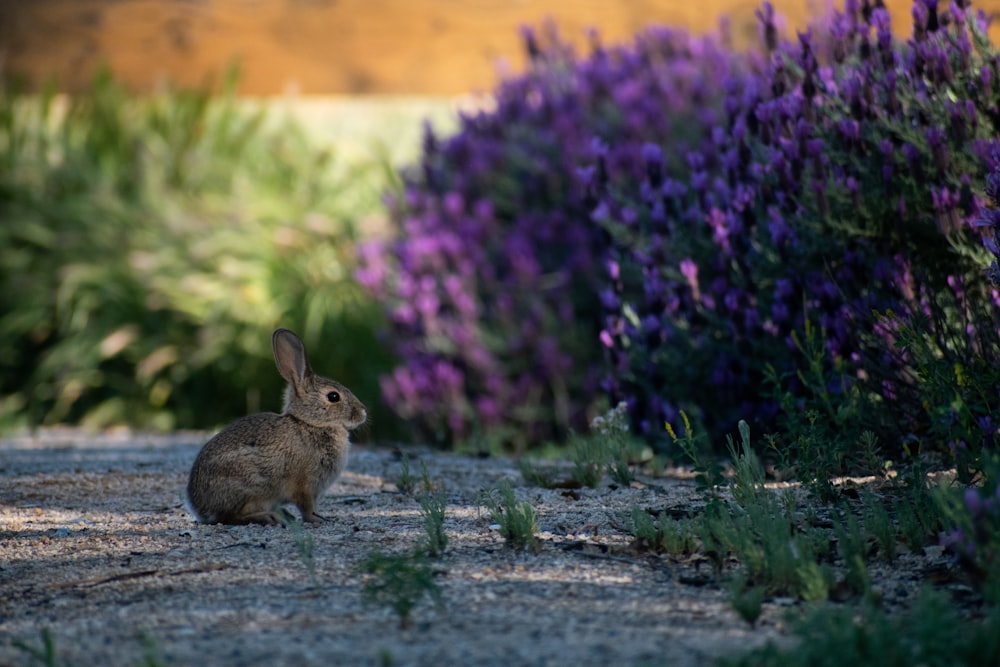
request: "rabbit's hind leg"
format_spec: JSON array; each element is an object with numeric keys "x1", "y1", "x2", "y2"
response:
[
  {"x1": 229, "y1": 499, "x2": 286, "y2": 526},
  {"x1": 238, "y1": 510, "x2": 286, "y2": 526}
]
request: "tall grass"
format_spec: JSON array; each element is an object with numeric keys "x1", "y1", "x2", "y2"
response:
[{"x1": 0, "y1": 68, "x2": 415, "y2": 434}]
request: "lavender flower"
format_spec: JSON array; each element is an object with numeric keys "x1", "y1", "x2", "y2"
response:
[{"x1": 364, "y1": 0, "x2": 1000, "y2": 453}]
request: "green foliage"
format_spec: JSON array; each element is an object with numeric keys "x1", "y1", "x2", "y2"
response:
[
  {"x1": 0, "y1": 68, "x2": 397, "y2": 434},
  {"x1": 518, "y1": 457, "x2": 561, "y2": 488},
  {"x1": 394, "y1": 454, "x2": 417, "y2": 495},
  {"x1": 834, "y1": 509, "x2": 872, "y2": 599},
  {"x1": 417, "y1": 490, "x2": 448, "y2": 558},
  {"x1": 688, "y1": 429, "x2": 836, "y2": 600},
  {"x1": 658, "y1": 411, "x2": 963, "y2": 616},
  {"x1": 666, "y1": 411, "x2": 724, "y2": 494},
  {"x1": 592, "y1": 401, "x2": 637, "y2": 484},
  {"x1": 727, "y1": 420, "x2": 765, "y2": 508},
  {"x1": 729, "y1": 575, "x2": 765, "y2": 627},
  {"x1": 627, "y1": 506, "x2": 697, "y2": 556},
  {"x1": 881, "y1": 308, "x2": 1000, "y2": 484},
  {"x1": 891, "y1": 461, "x2": 946, "y2": 553},
  {"x1": 763, "y1": 320, "x2": 886, "y2": 497},
  {"x1": 481, "y1": 480, "x2": 539, "y2": 552},
  {"x1": 861, "y1": 491, "x2": 897, "y2": 563},
  {"x1": 570, "y1": 435, "x2": 606, "y2": 488},
  {"x1": 729, "y1": 492, "x2": 830, "y2": 599},
  {"x1": 11, "y1": 628, "x2": 60, "y2": 667},
  {"x1": 139, "y1": 631, "x2": 167, "y2": 667},
  {"x1": 721, "y1": 590, "x2": 1000, "y2": 667},
  {"x1": 359, "y1": 550, "x2": 442, "y2": 629}
]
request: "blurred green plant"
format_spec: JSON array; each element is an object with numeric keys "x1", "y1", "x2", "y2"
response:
[
  {"x1": 358, "y1": 549, "x2": 443, "y2": 629},
  {"x1": 11, "y1": 627, "x2": 60, "y2": 667},
  {"x1": 722, "y1": 589, "x2": 1000, "y2": 667},
  {"x1": 0, "y1": 67, "x2": 399, "y2": 434}
]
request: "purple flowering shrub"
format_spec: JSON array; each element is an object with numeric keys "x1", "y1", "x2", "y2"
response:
[
  {"x1": 939, "y1": 457, "x2": 1000, "y2": 591},
  {"x1": 359, "y1": 24, "x2": 744, "y2": 446},
  {"x1": 887, "y1": 156, "x2": 1000, "y2": 482},
  {"x1": 978, "y1": 156, "x2": 1000, "y2": 286},
  {"x1": 362, "y1": 0, "x2": 1000, "y2": 463},
  {"x1": 591, "y1": 0, "x2": 1000, "y2": 462}
]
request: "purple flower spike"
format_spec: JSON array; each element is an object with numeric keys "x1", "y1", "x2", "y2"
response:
[{"x1": 965, "y1": 487, "x2": 983, "y2": 516}]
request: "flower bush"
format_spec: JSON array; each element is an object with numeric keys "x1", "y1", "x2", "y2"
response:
[
  {"x1": 975, "y1": 150, "x2": 1000, "y2": 285},
  {"x1": 365, "y1": 0, "x2": 1000, "y2": 463},
  {"x1": 590, "y1": 0, "x2": 1000, "y2": 459},
  {"x1": 359, "y1": 24, "x2": 744, "y2": 447}
]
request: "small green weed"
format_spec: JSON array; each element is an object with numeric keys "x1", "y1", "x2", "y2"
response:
[
  {"x1": 727, "y1": 420, "x2": 765, "y2": 508},
  {"x1": 281, "y1": 511, "x2": 320, "y2": 590},
  {"x1": 139, "y1": 631, "x2": 167, "y2": 667},
  {"x1": 592, "y1": 401, "x2": 636, "y2": 484},
  {"x1": 666, "y1": 411, "x2": 724, "y2": 494},
  {"x1": 11, "y1": 628, "x2": 60, "y2": 667},
  {"x1": 417, "y1": 490, "x2": 448, "y2": 558},
  {"x1": 861, "y1": 491, "x2": 896, "y2": 563},
  {"x1": 359, "y1": 550, "x2": 442, "y2": 629},
  {"x1": 570, "y1": 434, "x2": 606, "y2": 488},
  {"x1": 481, "y1": 480, "x2": 539, "y2": 552},
  {"x1": 565, "y1": 403, "x2": 644, "y2": 488},
  {"x1": 627, "y1": 506, "x2": 697, "y2": 556},
  {"x1": 395, "y1": 454, "x2": 430, "y2": 495},
  {"x1": 894, "y1": 469, "x2": 944, "y2": 552},
  {"x1": 729, "y1": 575, "x2": 765, "y2": 626},
  {"x1": 739, "y1": 497, "x2": 828, "y2": 598},
  {"x1": 834, "y1": 509, "x2": 871, "y2": 599},
  {"x1": 853, "y1": 430, "x2": 888, "y2": 478},
  {"x1": 519, "y1": 458, "x2": 561, "y2": 488}
]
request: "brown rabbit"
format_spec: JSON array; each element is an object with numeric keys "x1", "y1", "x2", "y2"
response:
[{"x1": 186, "y1": 328, "x2": 367, "y2": 525}]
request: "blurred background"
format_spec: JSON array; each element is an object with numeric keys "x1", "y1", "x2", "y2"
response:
[
  {"x1": 2, "y1": 0, "x2": 931, "y2": 96},
  {"x1": 1, "y1": 0, "x2": 998, "y2": 444}
]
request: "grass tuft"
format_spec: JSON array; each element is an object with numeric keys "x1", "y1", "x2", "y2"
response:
[
  {"x1": 482, "y1": 480, "x2": 539, "y2": 552},
  {"x1": 417, "y1": 490, "x2": 449, "y2": 558}
]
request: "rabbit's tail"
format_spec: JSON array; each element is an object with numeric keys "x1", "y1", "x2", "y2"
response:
[{"x1": 183, "y1": 491, "x2": 210, "y2": 523}]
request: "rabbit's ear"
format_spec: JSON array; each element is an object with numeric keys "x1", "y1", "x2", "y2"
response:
[{"x1": 272, "y1": 328, "x2": 312, "y2": 388}]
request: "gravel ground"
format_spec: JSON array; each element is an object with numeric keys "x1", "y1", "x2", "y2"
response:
[{"x1": 0, "y1": 430, "x2": 949, "y2": 666}]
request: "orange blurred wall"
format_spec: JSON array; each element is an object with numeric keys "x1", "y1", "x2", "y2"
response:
[{"x1": 2, "y1": 0, "x2": 999, "y2": 95}]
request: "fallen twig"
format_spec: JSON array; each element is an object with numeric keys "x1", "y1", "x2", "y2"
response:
[{"x1": 55, "y1": 563, "x2": 229, "y2": 589}]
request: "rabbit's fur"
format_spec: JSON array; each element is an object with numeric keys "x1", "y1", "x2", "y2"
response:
[{"x1": 186, "y1": 328, "x2": 367, "y2": 525}]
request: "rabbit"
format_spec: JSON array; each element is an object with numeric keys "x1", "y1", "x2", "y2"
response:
[{"x1": 185, "y1": 328, "x2": 367, "y2": 525}]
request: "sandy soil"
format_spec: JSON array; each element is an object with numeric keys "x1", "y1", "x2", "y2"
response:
[{"x1": 0, "y1": 430, "x2": 953, "y2": 666}]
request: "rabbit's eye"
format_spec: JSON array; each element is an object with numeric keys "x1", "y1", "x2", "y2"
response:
[{"x1": 326, "y1": 391, "x2": 341, "y2": 403}]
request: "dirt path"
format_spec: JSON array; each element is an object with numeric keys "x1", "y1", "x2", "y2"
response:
[{"x1": 0, "y1": 431, "x2": 820, "y2": 666}]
